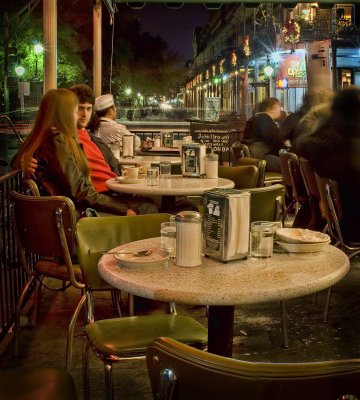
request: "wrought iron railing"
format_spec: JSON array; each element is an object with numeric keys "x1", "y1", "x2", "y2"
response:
[{"x1": 0, "y1": 169, "x2": 25, "y2": 343}]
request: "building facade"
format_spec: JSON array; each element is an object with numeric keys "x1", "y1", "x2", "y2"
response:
[{"x1": 183, "y1": 3, "x2": 360, "y2": 120}]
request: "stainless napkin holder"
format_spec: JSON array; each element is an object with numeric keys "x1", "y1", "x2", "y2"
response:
[
  {"x1": 203, "y1": 188, "x2": 250, "y2": 261},
  {"x1": 181, "y1": 143, "x2": 206, "y2": 177}
]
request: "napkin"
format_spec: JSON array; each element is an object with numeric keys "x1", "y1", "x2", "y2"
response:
[{"x1": 227, "y1": 193, "x2": 250, "y2": 257}]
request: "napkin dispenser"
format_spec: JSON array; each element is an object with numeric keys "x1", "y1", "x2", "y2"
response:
[
  {"x1": 181, "y1": 143, "x2": 206, "y2": 177},
  {"x1": 203, "y1": 188, "x2": 250, "y2": 261}
]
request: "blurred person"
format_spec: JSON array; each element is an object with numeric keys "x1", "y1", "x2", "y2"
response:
[
  {"x1": 294, "y1": 86, "x2": 360, "y2": 242},
  {"x1": 93, "y1": 94, "x2": 141, "y2": 160},
  {"x1": 14, "y1": 88, "x2": 157, "y2": 217},
  {"x1": 243, "y1": 97, "x2": 285, "y2": 172},
  {"x1": 281, "y1": 90, "x2": 334, "y2": 145}
]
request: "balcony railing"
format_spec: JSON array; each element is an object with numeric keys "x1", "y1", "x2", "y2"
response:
[{"x1": 0, "y1": 169, "x2": 26, "y2": 343}]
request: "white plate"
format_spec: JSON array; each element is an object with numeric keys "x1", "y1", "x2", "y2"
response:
[
  {"x1": 276, "y1": 228, "x2": 331, "y2": 244},
  {"x1": 115, "y1": 177, "x2": 145, "y2": 184},
  {"x1": 278, "y1": 241, "x2": 330, "y2": 253},
  {"x1": 113, "y1": 248, "x2": 169, "y2": 268}
]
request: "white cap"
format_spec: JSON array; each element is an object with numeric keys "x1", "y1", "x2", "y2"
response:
[{"x1": 94, "y1": 94, "x2": 114, "y2": 111}]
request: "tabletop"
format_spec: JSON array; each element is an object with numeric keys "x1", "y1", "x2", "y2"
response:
[
  {"x1": 117, "y1": 156, "x2": 181, "y2": 165},
  {"x1": 98, "y1": 237, "x2": 350, "y2": 356},
  {"x1": 98, "y1": 238, "x2": 350, "y2": 306},
  {"x1": 106, "y1": 175, "x2": 235, "y2": 197}
]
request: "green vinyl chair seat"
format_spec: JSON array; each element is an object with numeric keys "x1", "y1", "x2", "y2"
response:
[
  {"x1": 85, "y1": 314, "x2": 208, "y2": 357},
  {"x1": 264, "y1": 171, "x2": 283, "y2": 185}
]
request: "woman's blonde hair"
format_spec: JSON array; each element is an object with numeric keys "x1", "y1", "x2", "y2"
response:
[{"x1": 14, "y1": 88, "x2": 88, "y2": 172}]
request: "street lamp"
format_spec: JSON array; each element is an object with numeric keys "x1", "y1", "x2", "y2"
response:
[
  {"x1": 15, "y1": 65, "x2": 25, "y2": 76},
  {"x1": 264, "y1": 57, "x2": 274, "y2": 97},
  {"x1": 34, "y1": 43, "x2": 44, "y2": 79}
]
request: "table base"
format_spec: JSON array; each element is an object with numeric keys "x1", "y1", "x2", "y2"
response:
[{"x1": 208, "y1": 305, "x2": 234, "y2": 357}]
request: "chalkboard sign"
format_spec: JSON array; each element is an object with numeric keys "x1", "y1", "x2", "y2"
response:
[{"x1": 190, "y1": 122, "x2": 238, "y2": 164}]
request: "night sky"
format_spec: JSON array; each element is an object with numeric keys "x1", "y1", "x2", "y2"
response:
[{"x1": 137, "y1": 4, "x2": 209, "y2": 62}]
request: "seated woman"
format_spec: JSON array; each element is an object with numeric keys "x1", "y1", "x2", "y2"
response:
[{"x1": 13, "y1": 89, "x2": 158, "y2": 217}]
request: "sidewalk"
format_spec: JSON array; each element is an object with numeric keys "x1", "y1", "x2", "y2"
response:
[{"x1": 1, "y1": 257, "x2": 360, "y2": 399}]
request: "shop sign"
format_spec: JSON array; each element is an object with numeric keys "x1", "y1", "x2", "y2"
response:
[{"x1": 276, "y1": 52, "x2": 307, "y2": 88}]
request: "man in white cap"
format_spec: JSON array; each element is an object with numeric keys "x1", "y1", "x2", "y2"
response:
[{"x1": 94, "y1": 94, "x2": 140, "y2": 159}]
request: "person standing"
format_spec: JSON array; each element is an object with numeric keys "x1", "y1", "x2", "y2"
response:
[{"x1": 94, "y1": 94, "x2": 140, "y2": 159}]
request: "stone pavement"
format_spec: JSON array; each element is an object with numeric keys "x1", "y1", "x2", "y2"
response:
[{"x1": 1, "y1": 257, "x2": 360, "y2": 399}]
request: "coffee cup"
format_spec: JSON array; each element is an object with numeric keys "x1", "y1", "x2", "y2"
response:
[{"x1": 122, "y1": 166, "x2": 139, "y2": 180}]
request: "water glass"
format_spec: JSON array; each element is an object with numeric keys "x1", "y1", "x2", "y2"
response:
[
  {"x1": 161, "y1": 222, "x2": 176, "y2": 258},
  {"x1": 160, "y1": 161, "x2": 171, "y2": 178},
  {"x1": 250, "y1": 221, "x2": 273, "y2": 258},
  {"x1": 147, "y1": 167, "x2": 159, "y2": 186}
]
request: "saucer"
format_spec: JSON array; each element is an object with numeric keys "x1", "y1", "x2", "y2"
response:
[
  {"x1": 113, "y1": 249, "x2": 169, "y2": 268},
  {"x1": 115, "y1": 177, "x2": 145, "y2": 184}
]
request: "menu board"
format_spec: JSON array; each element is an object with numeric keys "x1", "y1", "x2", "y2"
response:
[{"x1": 190, "y1": 122, "x2": 237, "y2": 164}]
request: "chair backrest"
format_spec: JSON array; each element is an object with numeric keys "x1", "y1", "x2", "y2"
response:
[
  {"x1": 279, "y1": 149, "x2": 307, "y2": 204},
  {"x1": 315, "y1": 175, "x2": 344, "y2": 241},
  {"x1": 299, "y1": 157, "x2": 320, "y2": 199},
  {"x1": 76, "y1": 213, "x2": 171, "y2": 289},
  {"x1": 10, "y1": 190, "x2": 83, "y2": 288},
  {"x1": 22, "y1": 178, "x2": 41, "y2": 196},
  {"x1": 236, "y1": 157, "x2": 266, "y2": 187},
  {"x1": 246, "y1": 184, "x2": 285, "y2": 222},
  {"x1": 218, "y1": 165, "x2": 260, "y2": 189},
  {"x1": 231, "y1": 142, "x2": 251, "y2": 163},
  {"x1": 146, "y1": 337, "x2": 360, "y2": 400}
]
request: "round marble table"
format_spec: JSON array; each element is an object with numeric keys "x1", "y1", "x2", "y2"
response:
[
  {"x1": 98, "y1": 238, "x2": 350, "y2": 357},
  {"x1": 106, "y1": 175, "x2": 235, "y2": 213}
]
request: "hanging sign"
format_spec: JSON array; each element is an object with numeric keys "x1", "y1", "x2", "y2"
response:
[
  {"x1": 205, "y1": 97, "x2": 221, "y2": 121},
  {"x1": 276, "y1": 51, "x2": 307, "y2": 88}
]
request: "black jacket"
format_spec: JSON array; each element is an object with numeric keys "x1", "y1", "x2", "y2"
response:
[{"x1": 34, "y1": 130, "x2": 128, "y2": 216}]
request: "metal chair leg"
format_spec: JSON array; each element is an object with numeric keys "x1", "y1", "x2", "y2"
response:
[
  {"x1": 323, "y1": 286, "x2": 332, "y2": 323},
  {"x1": 128, "y1": 293, "x2": 134, "y2": 316},
  {"x1": 104, "y1": 362, "x2": 114, "y2": 400},
  {"x1": 86, "y1": 290, "x2": 94, "y2": 324},
  {"x1": 66, "y1": 294, "x2": 86, "y2": 372},
  {"x1": 280, "y1": 300, "x2": 289, "y2": 348},
  {"x1": 14, "y1": 276, "x2": 37, "y2": 357},
  {"x1": 111, "y1": 290, "x2": 123, "y2": 317},
  {"x1": 82, "y1": 337, "x2": 91, "y2": 400}
]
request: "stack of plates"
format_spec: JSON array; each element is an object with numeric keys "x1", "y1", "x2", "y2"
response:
[{"x1": 276, "y1": 228, "x2": 331, "y2": 253}]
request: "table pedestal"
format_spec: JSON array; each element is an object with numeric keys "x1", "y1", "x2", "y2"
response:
[{"x1": 208, "y1": 305, "x2": 234, "y2": 357}]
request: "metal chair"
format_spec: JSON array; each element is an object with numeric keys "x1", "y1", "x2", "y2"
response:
[
  {"x1": 218, "y1": 165, "x2": 260, "y2": 189},
  {"x1": 279, "y1": 149, "x2": 308, "y2": 226},
  {"x1": 0, "y1": 367, "x2": 77, "y2": 400},
  {"x1": 67, "y1": 214, "x2": 208, "y2": 400},
  {"x1": 298, "y1": 157, "x2": 325, "y2": 231},
  {"x1": 315, "y1": 176, "x2": 360, "y2": 259},
  {"x1": 10, "y1": 191, "x2": 85, "y2": 357},
  {"x1": 146, "y1": 337, "x2": 360, "y2": 400},
  {"x1": 235, "y1": 157, "x2": 266, "y2": 187}
]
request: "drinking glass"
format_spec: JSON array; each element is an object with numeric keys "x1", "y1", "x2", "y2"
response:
[
  {"x1": 147, "y1": 167, "x2": 159, "y2": 186},
  {"x1": 250, "y1": 221, "x2": 273, "y2": 258},
  {"x1": 161, "y1": 222, "x2": 176, "y2": 258}
]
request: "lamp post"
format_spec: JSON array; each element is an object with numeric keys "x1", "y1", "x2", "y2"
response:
[
  {"x1": 34, "y1": 43, "x2": 44, "y2": 80},
  {"x1": 125, "y1": 88, "x2": 133, "y2": 120},
  {"x1": 15, "y1": 65, "x2": 26, "y2": 114},
  {"x1": 263, "y1": 58, "x2": 274, "y2": 97}
]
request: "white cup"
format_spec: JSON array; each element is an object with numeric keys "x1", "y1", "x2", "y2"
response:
[{"x1": 122, "y1": 166, "x2": 139, "y2": 180}]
